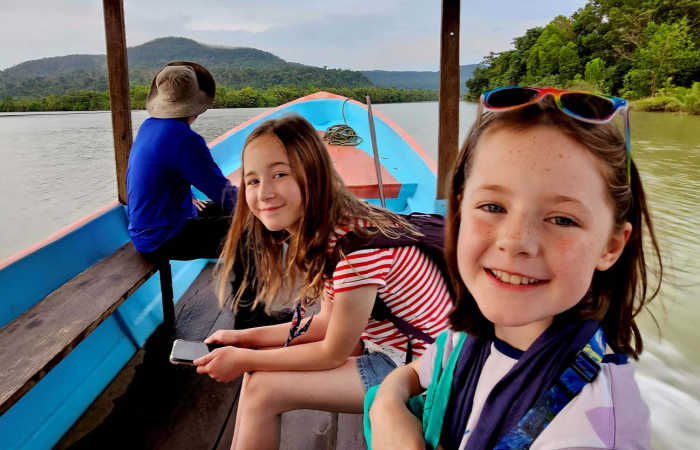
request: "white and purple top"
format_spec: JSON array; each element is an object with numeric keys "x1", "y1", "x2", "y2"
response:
[{"x1": 417, "y1": 329, "x2": 651, "y2": 450}]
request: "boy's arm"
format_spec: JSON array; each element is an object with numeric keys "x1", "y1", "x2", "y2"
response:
[
  {"x1": 178, "y1": 134, "x2": 237, "y2": 212},
  {"x1": 370, "y1": 359, "x2": 426, "y2": 450}
]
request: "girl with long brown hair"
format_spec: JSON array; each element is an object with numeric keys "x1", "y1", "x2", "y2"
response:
[
  {"x1": 367, "y1": 88, "x2": 662, "y2": 450},
  {"x1": 193, "y1": 114, "x2": 453, "y2": 450}
]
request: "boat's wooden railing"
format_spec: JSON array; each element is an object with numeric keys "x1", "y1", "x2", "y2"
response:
[{"x1": 0, "y1": 242, "x2": 174, "y2": 416}]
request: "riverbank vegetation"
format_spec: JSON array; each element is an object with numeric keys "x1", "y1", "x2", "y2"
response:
[
  {"x1": 630, "y1": 82, "x2": 700, "y2": 114},
  {"x1": 465, "y1": 0, "x2": 700, "y2": 114},
  {"x1": 0, "y1": 85, "x2": 437, "y2": 112}
]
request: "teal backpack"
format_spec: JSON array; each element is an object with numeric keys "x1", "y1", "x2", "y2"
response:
[{"x1": 363, "y1": 331, "x2": 466, "y2": 449}]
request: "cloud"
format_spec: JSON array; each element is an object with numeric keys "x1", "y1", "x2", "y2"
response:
[
  {"x1": 187, "y1": 20, "x2": 275, "y2": 33},
  {"x1": 0, "y1": 0, "x2": 588, "y2": 71},
  {"x1": 1, "y1": 1, "x2": 105, "y2": 68}
]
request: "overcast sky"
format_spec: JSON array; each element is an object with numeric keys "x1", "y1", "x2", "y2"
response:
[{"x1": 1, "y1": 0, "x2": 588, "y2": 71}]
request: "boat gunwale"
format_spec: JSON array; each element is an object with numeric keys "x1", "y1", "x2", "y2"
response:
[{"x1": 0, "y1": 200, "x2": 121, "y2": 271}]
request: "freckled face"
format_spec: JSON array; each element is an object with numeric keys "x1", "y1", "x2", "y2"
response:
[
  {"x1": 457, "y1": 125, "x2": 629, "y2": 344},
  {"x1": 243, "y1": 133, "x2": 303, "y2": 233}
]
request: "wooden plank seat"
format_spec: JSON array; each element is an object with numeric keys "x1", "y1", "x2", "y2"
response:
[
  {"x1": 6, "y1": 249, "x2": 366, "y2": 449},
  {"x1": 280, "y1": 410, "x2": 366, "y2": 450},
  {"x1": 56, "y1": 263, "x2": 239, "y2": 449},
  {"x1": 324, "y1": 140, "x2": 403, "y2": 200},
  {"x1": 0, "y1": 241, "x2": 172, "y2": 416},
  {"x1": 226, "y1": 137, "x2": 404, "y2": 201}
]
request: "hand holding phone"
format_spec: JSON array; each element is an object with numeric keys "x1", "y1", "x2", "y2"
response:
[{"x1": 170, "y1": 339, "x2": 225, "y2": 365}]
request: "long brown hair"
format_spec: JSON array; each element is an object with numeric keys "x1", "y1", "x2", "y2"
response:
[
  {"x1": 216, "y1": 114, "x2": 413, "y2": 312},
  {"x1": 446, "y1": 98, "x2": 662, "y2": 358}
]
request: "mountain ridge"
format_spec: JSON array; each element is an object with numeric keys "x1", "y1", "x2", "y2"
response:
[
  {"x1": 362, "y1": 65, "x2": 481, "y2": 93},
  {"x1": 0, "y1": 37, "x2": 477, "y2": 98}
]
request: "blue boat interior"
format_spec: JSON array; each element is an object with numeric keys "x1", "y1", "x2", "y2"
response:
[{"x1": 0, "y1": 95, "x2": 441, "y2": 449}]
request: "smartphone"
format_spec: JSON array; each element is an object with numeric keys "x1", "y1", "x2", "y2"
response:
[{"x1": 170, "y1": 339, "x2": 223, "y2": 365}]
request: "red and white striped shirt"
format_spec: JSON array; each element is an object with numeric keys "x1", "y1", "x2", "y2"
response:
[{"x1": 325, "y1": 218, "x2": 452, "y2": 365}]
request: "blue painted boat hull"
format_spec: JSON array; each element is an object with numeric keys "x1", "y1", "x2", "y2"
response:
[{"x1": 0, "y1": 92, "x2": 440, "y2": 449}]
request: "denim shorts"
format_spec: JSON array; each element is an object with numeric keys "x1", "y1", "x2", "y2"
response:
[{"x1": 356, "y1": 350, "x2": 398, "y2": 391}]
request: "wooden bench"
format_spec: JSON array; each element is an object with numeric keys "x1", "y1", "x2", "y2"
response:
[
  {"x1": 0, "y1": 241, "x2": 174, "y2": 416},
  {"x1": 280, "y1": 410, "x2": 367, "y2": 450},
  {"x1": 2, "y1": 243, "x2": 367, "y2": 448},
  {"x1": 56, "y1": 262, "x2": 238, "y2": 449},
  {"x1": 227, "y1": 136, "x2": 406, "y2": 202}
]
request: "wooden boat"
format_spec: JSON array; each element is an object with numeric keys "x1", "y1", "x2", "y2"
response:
[{"x1": 0, "y1": 91, "x2": 442, "y2": 449}]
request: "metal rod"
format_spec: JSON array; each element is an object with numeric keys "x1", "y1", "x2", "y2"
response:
[{"x1": 366, "y1": 96, "x2": 386, "y2": 208}]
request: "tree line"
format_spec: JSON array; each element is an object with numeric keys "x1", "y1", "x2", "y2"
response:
[
  {"x1": 465, "y1": 0, "x2": 700, "y2": 113},
  {"x1": 0, "y1": 85, "x2": 437, "y2": 112},
  {"x1": 0, "y1": 66, "x2": 371, "y2": 100}
]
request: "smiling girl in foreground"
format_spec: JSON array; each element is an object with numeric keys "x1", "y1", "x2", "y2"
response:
[
  {"x1": 367, "y1": 88, "x2": 662, "y2": 450},
  {"x1": 194, "y1": 114, "x2": 452, "y2": 449}
]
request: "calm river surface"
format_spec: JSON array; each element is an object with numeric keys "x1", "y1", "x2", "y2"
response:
[{"x1": 1, "y1": 102, "x2": 698, "y2": 448}]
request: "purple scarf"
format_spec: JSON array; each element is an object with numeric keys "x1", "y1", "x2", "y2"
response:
[{"x1": 441, "y1": 319, "x2": 600, "y2": 450}]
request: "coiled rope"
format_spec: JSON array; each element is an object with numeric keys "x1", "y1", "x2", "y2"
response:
[{"x1": 323, "y1": 99, "x2": 363, "y2": 146}]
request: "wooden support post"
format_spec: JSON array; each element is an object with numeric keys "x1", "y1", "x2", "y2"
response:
[
  {"x1": 159, "y1": 262, "x2": 175, "y2": 327},
  {"x1": 437, "y1": 0, "x2": 460, "y2": 199},
  {"x1": 103, "y1": 0, "x2": 132, "y2": 204}
]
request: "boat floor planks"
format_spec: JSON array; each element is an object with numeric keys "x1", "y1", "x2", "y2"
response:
[{"x1": 56, "y1": 263, "x2": 240, "y2": 450}]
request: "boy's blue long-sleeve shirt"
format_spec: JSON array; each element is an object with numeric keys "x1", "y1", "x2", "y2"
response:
[{"x1": 126, "y1": 118, "x2": 238, "y2": 253}]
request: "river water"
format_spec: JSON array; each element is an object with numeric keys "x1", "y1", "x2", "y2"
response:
[{"x1": 1, "y1": 103, "x2": 698, "y2": 448}]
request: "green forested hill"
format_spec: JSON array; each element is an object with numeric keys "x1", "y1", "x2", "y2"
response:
[
  {"x1": 128, "y1": 37, "x2": 287, "y2": 71},
  {"x1": 466, "y1": 0, "x2": 700, "y2": 113},
  {"x1": 362, "y1": 64, "x2": 480, "y2": 92},
  {"x1": 2, "y1": 55, "x2": 106, "y2": 81},
  {"x1": 0, "y1": 37, "x2": 372, "y2": 98}
]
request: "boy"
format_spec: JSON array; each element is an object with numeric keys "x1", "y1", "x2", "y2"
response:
[{"x1": 127, "y1": 61, "x2": 236, "y2": 261}]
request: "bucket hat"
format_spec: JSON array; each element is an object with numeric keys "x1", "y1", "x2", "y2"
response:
[{"x1": 146, "y1": 61, "x2": 216, "y2": 118}]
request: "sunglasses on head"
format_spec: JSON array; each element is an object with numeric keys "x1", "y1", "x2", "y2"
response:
[{"x1": 479, "y1": 86, "x2": 631, "y2": 182}]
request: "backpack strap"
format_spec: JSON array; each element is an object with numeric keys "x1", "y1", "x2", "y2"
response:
[
  {"x1": 371, "y1": 299, "x2": 435, "y2": 344},
  {"x1": 493, "y1": 327, "x2": 605, "y2": 449},
  {"x1": 373, "y1": 300, "x2": 435, "y2": 364},
  {"x1": 422, "y1": 331, "x2": 467, "y2": 450},
  {"x1": 362, "y1": 330, "x2": 465, "y2": 450}
]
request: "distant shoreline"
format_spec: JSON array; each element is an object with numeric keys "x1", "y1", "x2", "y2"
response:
[
  {"x1": 630, "y1": 94, "x2": 700, "y2": 115},
  {"x1": 5, "y1": 96, "x2": 698, "y2": 115},
  {"x1": 0, "y1": 100, "x2": 443, "y2": 116},
  {"x1": 0, "y1": 110, "x2": 111, "y2": 117},
  {"x1": 0, "y1": 86, "x2": 439, "y2": 113}
]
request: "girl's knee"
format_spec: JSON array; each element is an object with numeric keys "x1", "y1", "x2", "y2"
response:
[{"x1": 240, "y1": 371, "x2": 281, "y2": 410}]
